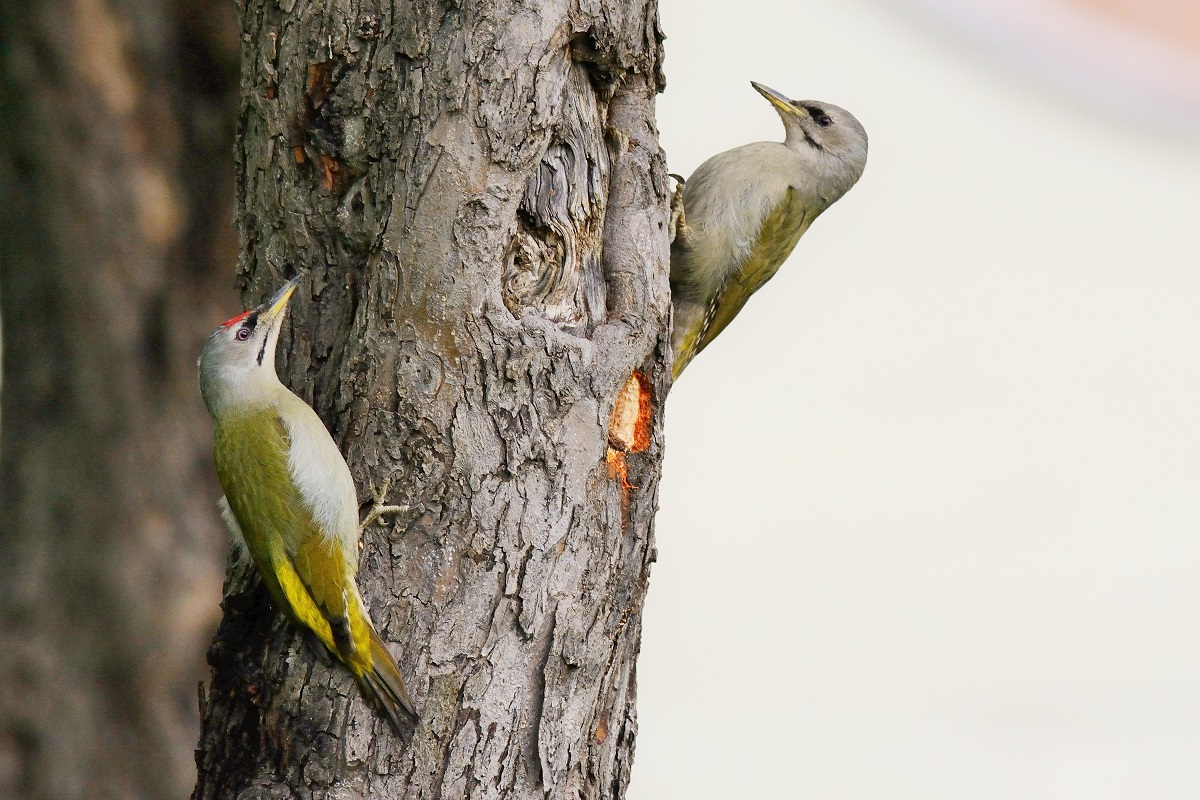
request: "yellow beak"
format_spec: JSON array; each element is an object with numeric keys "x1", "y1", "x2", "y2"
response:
[
  {"x1": 751, "y1": 81, "x2": 806, "y2": 117},
  {"x1": 257, "y1": 273, "x2": 303, "y2": 328}
]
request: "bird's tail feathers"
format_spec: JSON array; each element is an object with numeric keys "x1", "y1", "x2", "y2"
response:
[{"x1": 355, "y1": 627, "x2": 418, "y2": 736}]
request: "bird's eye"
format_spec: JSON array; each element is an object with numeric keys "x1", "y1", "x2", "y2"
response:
[
  {"x1": 235, "y1": 327, "x2": 252, "y2": 341},
  {"x1": 801, "y1": 105, "x2": 834, "y2": 127}
]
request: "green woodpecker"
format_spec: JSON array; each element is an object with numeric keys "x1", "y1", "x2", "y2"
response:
[
  {"x1": 670, "y1": 81, "x2": 868, "y2": 377},
  {"x1": 198, "y1": 275, "x2": 416, "y2": 733}
]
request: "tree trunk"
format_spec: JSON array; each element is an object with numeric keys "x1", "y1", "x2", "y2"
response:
[
  {"x1": 191, "y1": 1, "x2": 669, "y2": 798},
  {"x1": 0, "y1": 2, "x2": 239, "y2": 798}
]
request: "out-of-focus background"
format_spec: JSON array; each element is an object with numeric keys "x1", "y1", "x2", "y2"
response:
[
  {"x1": 0, "y1": 3, "x2": 239, "y2": 797},
  {"x1": 637, "y1": 0, "x2": 1200, "y2": 798},
  {"x1": 2, "y1": 0, "x2": 1197, "y2": 798}
]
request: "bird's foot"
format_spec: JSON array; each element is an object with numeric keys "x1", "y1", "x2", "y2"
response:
[
  {"x1": 360, "y1": 475, "x2": 409, "y2": 534},
  {"x1": 668, "y1": 173, "x2": 687, "y2": 243}
]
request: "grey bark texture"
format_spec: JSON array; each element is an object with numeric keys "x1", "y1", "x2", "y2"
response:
[
  {"x1": 0, "y1": 1, "x2": 239, "y2": 798},
  {"x1": 191, "y1": 1, "x2": 670, "y2": 799}
]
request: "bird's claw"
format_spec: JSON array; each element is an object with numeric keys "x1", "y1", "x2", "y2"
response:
[{"x1": 360, "y1": 475, "x2": 409, "y2": 534}]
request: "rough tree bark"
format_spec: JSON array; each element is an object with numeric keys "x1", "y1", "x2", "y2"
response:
[
  {"x1": 191, "y1": 1, "x2": 670, "y2": 798},
  {"x1": 0, "y1": 2, "x2": 239, "y2": 798}
]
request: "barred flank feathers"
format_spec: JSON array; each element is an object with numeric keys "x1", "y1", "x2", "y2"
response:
[{"x1": 355, "y1": 628, "x2": 418, "y2": 736}]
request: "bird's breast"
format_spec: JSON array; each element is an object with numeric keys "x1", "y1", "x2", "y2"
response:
[{"x1": 277, "y1": 394, "x2": 361, "y2": 557}]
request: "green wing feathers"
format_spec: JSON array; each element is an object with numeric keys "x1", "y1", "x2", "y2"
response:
[
  {"x1": 214, "y1": 410, "x2": 316, "y2": 618},
  {"x1": 213, "y1": 409, "x2": 417, "y2": 731},
  {"x1": 674, "y1": 187, "x2": 810, "y2": 377},
  {"x1": 702, "y1": 188, "x2": 808, "y2": 354},
  {"x1": 291, "y1": 532, "x2": 358, "y2": 657}
]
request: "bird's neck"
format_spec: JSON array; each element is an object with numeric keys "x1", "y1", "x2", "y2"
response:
[
  {"x1": 781, "y1": 143, "x2": 859, "y2": 207},
  {"x1": 202, "y1": 366, "x2": 290, "y2": 421}
]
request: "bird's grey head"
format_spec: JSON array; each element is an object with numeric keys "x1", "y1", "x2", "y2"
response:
[
  {"x1": 752, "y1": 82, "x2": 868, "y2": 189},
  {"x1": 198, "y1": 275, "x2": 301, "y2": 416}
]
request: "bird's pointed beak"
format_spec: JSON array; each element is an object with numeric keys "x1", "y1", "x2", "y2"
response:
[
  {"x1": 751, "y1": 81, "x2": 806, "y2": 117},
  {"x1": 257, "y1": 273, "x2": 303, "y2": 329}
]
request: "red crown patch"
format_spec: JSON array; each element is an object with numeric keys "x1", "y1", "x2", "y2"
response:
[{"x1": 219, "y1": 310, "x2": 252, "y2": 330}]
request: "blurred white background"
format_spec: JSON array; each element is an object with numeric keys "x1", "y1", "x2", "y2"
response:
[{"x1": 634, "y1": 0, "x2": 1200, "y2": 797}]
